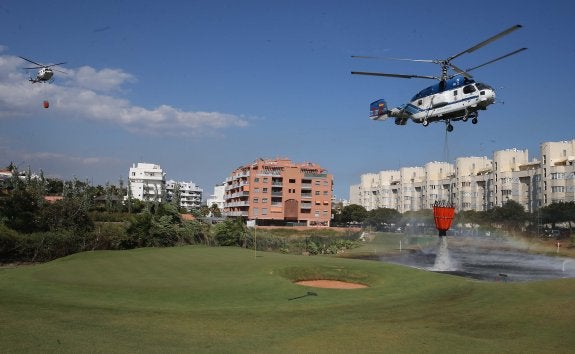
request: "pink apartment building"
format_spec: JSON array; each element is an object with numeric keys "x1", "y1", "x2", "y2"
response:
[{"x1": 224, "y1": 158, "x2": 333, "y2": 226}]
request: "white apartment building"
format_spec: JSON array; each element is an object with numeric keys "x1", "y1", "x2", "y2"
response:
[
  {"x1": 165, "y1": 180, "x2": 203, "y2": 211},
  {"x1": 541, "y1": 140, "x2": 575, "y2": 205},
  {"x1": 351, "y1": 139, "x2": 575, "y2": 213},
  {"x1": 206, "y1": 183, "x2": 225, "y2": 211},
  {"x1": 128, "y1": 163, "x2": 165, "y2": 202}
]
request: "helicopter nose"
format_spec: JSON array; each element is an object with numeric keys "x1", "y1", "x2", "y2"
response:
[{"x1": 480, "y1": 89, "x2": 496, "y2": 103}]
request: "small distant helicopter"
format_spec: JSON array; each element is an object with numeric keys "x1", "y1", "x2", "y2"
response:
[
  {"x1": 352, "y1": 25, "x2": 526, "y2": 132},
  {"x1": 19, "y1": 56, "x2": 67, "y2": 83}
]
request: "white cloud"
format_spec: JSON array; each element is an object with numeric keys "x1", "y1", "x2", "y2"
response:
[
  {"x1": 0, "y1": 52, "x2": 249, "y2": 136},
  {"x1": 20, "y1": 151, "x2": 121, "y2": 166},
  {"x1": 66, "y1": 66, "x2": 136, "y2": 92}
]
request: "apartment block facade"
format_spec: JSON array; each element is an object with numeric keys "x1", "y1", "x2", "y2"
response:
[
  {"x1": 351, "y1": 139, "x2": 575, "y2": 213},
  {"x1": 128, "y1": 163, "x2": 165, "y2": 202},
  {"x1": 166, "y1": 180, "x2": 203, "y2": 211},
  {"x1": 223, "y1": 158, "x2": 333, "y2": 226}
]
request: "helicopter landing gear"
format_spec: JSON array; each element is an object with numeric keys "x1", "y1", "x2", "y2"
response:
[
  {"x1": 423, "y1": 119, "x2": 429, "y2": 127},
  {"x1": 472, "y1": 117, "x2": 478, "y2": 124},
  {"x1": 446, "y1": 122, "x2": 454, "y2": 132}
]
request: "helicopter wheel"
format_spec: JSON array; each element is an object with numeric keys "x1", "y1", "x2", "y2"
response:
[
  {"x1": 423, "y1": 120, "x2": 429, "y2": 127},
  {"x1": 446, "y1": 123, "x2": 454, "y2": 132},
  {"x1": 472, "y1": 117, "x2": 478, "y2": 124}
]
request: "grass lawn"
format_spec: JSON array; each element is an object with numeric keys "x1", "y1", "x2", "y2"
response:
[{"x1": 1, "y1": 245, "x2": 574, "y2": 353}]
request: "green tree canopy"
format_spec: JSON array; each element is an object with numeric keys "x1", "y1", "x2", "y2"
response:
[
  {"x1": 488, "y1": 200, "x2": 527, "y2": 231},
  {"x1": 337, "y1": 204, "x2": 368, "y2": 224},
  {"x1": 363, "y1": 208, "x2": 402, "y2": 230}
]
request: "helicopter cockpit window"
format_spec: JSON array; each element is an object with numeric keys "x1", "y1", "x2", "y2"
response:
[{"x1": 463, "y1": 85, "x2": 476, "y2": 94}]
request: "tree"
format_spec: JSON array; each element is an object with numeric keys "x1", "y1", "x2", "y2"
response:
[
  {"x1": 0, "y1": 188, "x2": 41, "y2": 233},
  {"x1": 338, "y1": 204, "x2": 368, "y2": 225},
  {"x1": 488, "y1": 200, "x2": 527, "y2": 231},
  {"x1": 212, "y1": 219, "x2": 249, "y2": 247},
  {"x1": 197, "y1": 205, "x2": 209, "y2": 217},
  {"x1": 540, "y1": 201, "x2": 575, "y2": 230},
  {"x1": 38, "y1": 198, "x2": 94, "y2": 234},
  {"x1": 363, "y1": 208, "x2": 401, "y2": 231},
  {"x1": 209, "y1": 203, "x2": 222, "y2": 217}
]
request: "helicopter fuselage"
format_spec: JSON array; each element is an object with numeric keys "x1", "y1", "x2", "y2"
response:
[
  {"x1": 370, "y1": 75, "x2": 496, "y2": 128},
  {"x1": 31, "y1": 68, "x2": 54, "y2": 83}
]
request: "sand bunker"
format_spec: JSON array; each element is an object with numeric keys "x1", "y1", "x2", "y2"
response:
[{"x1": 296, "y1": 280, "x2": 368, "y2": 289}]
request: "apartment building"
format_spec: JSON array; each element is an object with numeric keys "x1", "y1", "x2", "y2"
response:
[
  {"x1": 223, "y1": 158, "x2": 333, "y2": 226},
  {"x1": 541, "y1": 140, "x2": 575, "y2": 205},
  {"x1": 165, "y1": 180, "x2": 203, "y2": 211},
  {"x1": 128, "y1": 163, "x2": 165, "y2": 202},
  {"x1": 206, "y1": 183, "x2": 226, "y2": 211},
  {"x1": 351, "y1": 139, "x2": 575, "y2": 213}
]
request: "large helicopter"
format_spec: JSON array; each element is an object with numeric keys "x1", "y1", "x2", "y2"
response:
[
  {"x1": 19, "y1": 56, "x2": 67, "y2": 83},
  {"x1": 352, "y1": 25, "x2": 526, "y2": 132}
]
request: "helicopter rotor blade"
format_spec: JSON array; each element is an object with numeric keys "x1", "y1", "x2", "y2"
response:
[
  {"x1": 351, "y1": 71, "x2": 438, "y2": 80},
  {"x1": 447, "y1": 24, "x2": 523, "y2": 62},
  {"x1": 45, "y1": 62, "x2": 67, "y2": 68},
  {"x1": 386, "y1": 57, "x2": 436, "y2": 64},
  {"x1": 52, "y1": 69, "x2": 68, "y2": 74},
  {"x1": 18, "y1": 56, "x2": 44, "y2": 67},
  {"x1": 448, "y1": 63, "x2": 473, "y2": 78},
  {"x1": 352, "y1": 55, "x2": 435, "y2": 63},
  {"x1": 465, "y1": 47, "x2": 527, "y2": 73}
]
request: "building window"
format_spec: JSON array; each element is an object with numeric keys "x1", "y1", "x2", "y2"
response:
[
  {"x1": 253, "y1": 198, "x2": 259, "y2": 203},
  {"x1": 262, "y1": 198, "x2": 268, "y2": 203},
  {"x1": 263, "y1": 188, "x2": 268, "y2": 193},
  {"x1": 262, "y1": 208, "x2": 268, "y2": 215},
  {"x1": 254, "y1": 178, "x2": 259, "y2": 182},
  {"x1": 289, "y1": 179, "x2": 295, "y2": 183},
  {"x1": 552, "y1": 186, "x2": 565, "y2": 193},
  {"x1": 315, "y1": 191, "x2": 320, "y2": 195},
  {"x1": 253, "y1": 208, "x2": 259, "y2": 215},
  {"x1": 263, "y1": 177, "x2": 268, "y2": 183}
]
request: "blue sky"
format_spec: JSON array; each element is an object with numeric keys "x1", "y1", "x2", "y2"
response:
[{"x1": 0, "y1": 0, "x2": 573, "y2": 200}]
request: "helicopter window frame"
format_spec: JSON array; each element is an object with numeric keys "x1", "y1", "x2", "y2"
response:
[{"x1": 463, "y1": 85, "x2": 476, "y2": 94}]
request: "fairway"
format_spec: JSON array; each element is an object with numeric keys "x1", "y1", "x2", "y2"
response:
[{"x1": 1, "y1": 246, "x2": 574, "y2": 353}]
